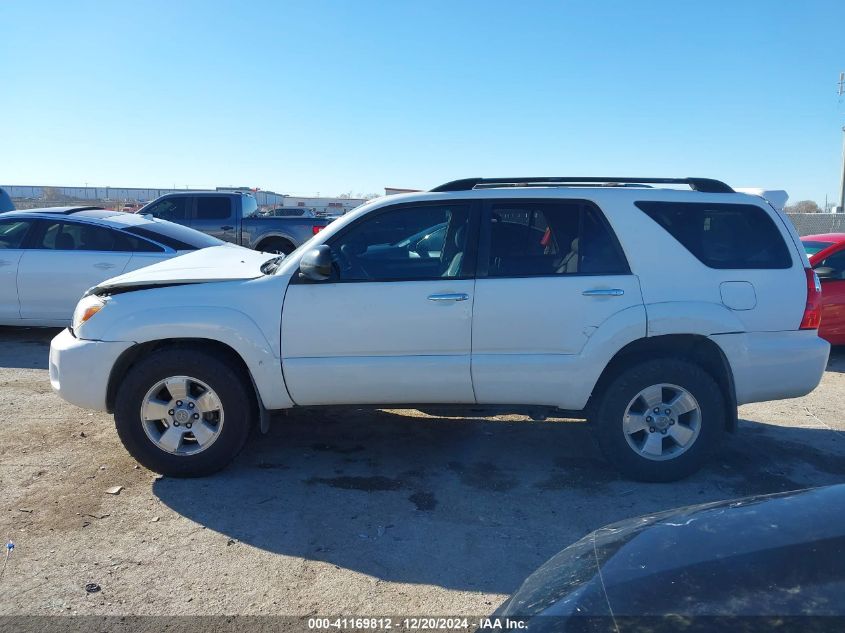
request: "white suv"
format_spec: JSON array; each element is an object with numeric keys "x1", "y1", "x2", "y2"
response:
[{"x1": 49, "y1": 177, "x2": 830, "y2": 481}]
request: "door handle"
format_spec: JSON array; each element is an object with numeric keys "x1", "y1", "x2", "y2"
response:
[
  {"x1": 221, "y1": 225, "x2": 234, "y2": 231},
  {"x1": 582, "y1": 288, "x2": 624, "y2": 297},
  {"x1": 94, "y1": 262, "x2": 116, "y2": 270},
  {"x1": 428, "y1": 293, "x2": 469, "y2": 302}
]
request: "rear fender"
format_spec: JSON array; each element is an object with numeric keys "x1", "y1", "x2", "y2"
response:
[{"x1": 646, "y1": 301, "x2": 746, "y2": 336}]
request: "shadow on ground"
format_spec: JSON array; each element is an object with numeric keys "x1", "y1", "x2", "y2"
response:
[
  {"x1": 826, "y1": 346, "x2": 845, "y2": 373},
  {"x1": 154, "y1": 407, "x2": 845, "y2": 594},
  {"x1": 0, "y1": 327, "x2": 62, "y2": 369}
]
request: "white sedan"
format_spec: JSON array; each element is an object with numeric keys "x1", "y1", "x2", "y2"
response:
[{"x1": 0, "y1": 206, "x2": 224, "y2": 326}]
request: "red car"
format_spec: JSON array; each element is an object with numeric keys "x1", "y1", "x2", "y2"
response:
[{"x1": 802, "y1": 232, "x2": 845, "y2": 344}]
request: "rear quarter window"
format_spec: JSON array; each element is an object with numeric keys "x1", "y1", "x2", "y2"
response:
[{"x1": 635, "y1": 201, "x2": 792, "y2": 269}]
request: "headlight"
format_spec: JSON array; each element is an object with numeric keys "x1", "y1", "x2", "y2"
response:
[{"x1": 72, "y1": 295, "x2": 107, "y2": 333}]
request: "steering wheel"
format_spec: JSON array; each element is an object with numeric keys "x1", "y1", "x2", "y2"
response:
[{"x1": 335, "y1": 244, "x2": 370, "y2": 280}]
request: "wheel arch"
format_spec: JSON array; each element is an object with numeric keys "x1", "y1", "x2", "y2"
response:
[
  {"x1": 589, "y1": 334, "x2": 738, "y2": 431},
  {"x1": 255, "y1": 233, "x2": 297, "y2": 253},
  {"x1": 106, "y1": 338, "x2": 261, "y2": 415}
]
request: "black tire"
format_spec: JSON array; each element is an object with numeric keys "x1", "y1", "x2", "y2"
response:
[
  {"x1": 258, "y1": 238, "x2": 295, "y2": 255},
  {"x1": 113, "y1": 347, "x2": 255, "y2": 477},
  {"x1": 594, "y1": 358, "x2": 725, "y2": 482}
]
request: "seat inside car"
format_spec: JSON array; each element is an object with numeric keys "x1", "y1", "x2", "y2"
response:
[{"x1": 55, "y1": 232, "x2": 76, "y2": 250}]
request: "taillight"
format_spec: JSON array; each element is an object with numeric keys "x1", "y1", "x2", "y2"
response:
[
  {"x1": 312, "y1": 225, "x2": 325, "y2": 235},
  {"x1": 800, "y1": 268, "x2": 822, "y2": 330}
]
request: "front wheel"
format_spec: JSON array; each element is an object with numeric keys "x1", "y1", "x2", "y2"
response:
[
  {"x1": 594, "y1": 358, "x2": 725, "y2": 482},
  {"x1": 114, "y1": 348, "x2": 255, "y2": 477}
]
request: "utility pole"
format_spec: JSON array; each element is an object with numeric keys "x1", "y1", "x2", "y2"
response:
[{"x1": 839, "y1": 72, "x2": 845, "y2": 212}]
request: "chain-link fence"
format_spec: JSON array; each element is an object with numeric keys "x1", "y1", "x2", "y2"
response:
[{"x1": 786, "y1": 213, "x2": 845, "y2": 236}]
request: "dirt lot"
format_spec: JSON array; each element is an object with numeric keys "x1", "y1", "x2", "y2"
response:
[{"x1": 1, "y1": 326, "x2": 844, "y2": 616}]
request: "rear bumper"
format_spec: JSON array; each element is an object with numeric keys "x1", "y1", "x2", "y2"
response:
[
  {"x1": 711, "y1": 330, "x2": 830, "y2": 405},
  {"x1": 49, "y1": 328, "x2": 134, "y2": 411}
]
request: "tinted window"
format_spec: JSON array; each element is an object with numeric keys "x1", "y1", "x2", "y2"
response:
[
  {"x1": 817, "y1": 250, "x2": 845, "y2": 280},
  {"x1": 328, "y1": 204, "x2": 471, "y2": 281},
  {"x1": 803, "y1": 240, "x2": 834, "y2": 256},
  {"x1": 0, "y1": 219, "x2": 31, "y2": 249},
  {"x1": 636, "y1": 202, "x2": 792, "y2": 269},
  {"x1": 143, "y1": 197, "x2": 189, "y2": 222},
  {"x1": 124, "y1": 222, "x2": 223, "y2": 251},
  {"x1": 196, "y1": 197, "x2": 231, "y2": 220},
  {"x1": 37, "y1": 221, "x2": 132, "y2": 252},
  {"x1": 122, "y1": 234, "x2": 164, "y2": 253},
  {"x1": 486, "y1": 201, "x2": 627, "y2": 277}
]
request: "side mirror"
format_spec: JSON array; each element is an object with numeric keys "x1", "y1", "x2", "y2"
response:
[
  {"x1": 815, "y1": 266, "x2": 836, "y2": 280},
  {"x1": 299, "y1": 245, "x2": 333, "y2": 281}
]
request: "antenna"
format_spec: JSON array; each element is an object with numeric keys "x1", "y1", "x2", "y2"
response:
[{"x1": 839, "y1": 72, "x2": 845, "y2": 97}]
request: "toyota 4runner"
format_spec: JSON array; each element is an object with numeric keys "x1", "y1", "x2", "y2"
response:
[{"x1": 49, "y1": 177, "x2": 830, "y2": 481}]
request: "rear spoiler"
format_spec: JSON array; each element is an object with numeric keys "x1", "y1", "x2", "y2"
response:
[{"x1": 736, "y1": 188, "x2": 789, "y2": 212}]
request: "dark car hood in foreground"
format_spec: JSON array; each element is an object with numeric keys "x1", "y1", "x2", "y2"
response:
[{"x1": 498, "y1": 485, "x2": 845, "y2": 627}]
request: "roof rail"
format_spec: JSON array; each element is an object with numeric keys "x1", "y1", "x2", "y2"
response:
[{"x1": 430, "y1": 177, "x2": 734, "y2": 194}]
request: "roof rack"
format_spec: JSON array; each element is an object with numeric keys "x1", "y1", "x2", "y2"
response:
[{"x1": 430, "y1": 177, "x2": 734, "y2": 194}]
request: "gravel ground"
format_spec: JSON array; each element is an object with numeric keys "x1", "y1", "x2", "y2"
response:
[{"x1": 1, "y1": 326, "x2": 844, "y2": 616}]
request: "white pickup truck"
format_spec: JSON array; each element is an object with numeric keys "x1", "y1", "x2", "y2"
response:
[{"x1": 49, "y1": 177, "x2": 830, "y2": 481}]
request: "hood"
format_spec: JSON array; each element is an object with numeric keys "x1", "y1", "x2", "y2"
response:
[{"x1": 89, "y1": 245, "x2": 277, "y2": 295}]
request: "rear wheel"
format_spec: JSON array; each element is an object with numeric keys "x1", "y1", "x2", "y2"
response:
[
  {"x1": 594, "y1": 358, "x2": 725, "y2": 482},
  {"x1": 258, "y1": 238, "x2": 295, "y2": 255},
  {"x1": 114, "y1": 348, "x2": 254, "y2": 477}
]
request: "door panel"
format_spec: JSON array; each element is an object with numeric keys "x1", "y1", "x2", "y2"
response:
[
  {"x1": 471, "y1": 199, "x2": 644, "y2": 407},
  {"x1": 813, "y1": 248, "x2": 845, "y2": 344},
  {"x1": 17, "y1": 220, "x2": 132, "y2": 322},
  {"x1": 819, "y1": 278, "x2": 845, "y2": 343},
  {"x1": 472, "y1": 275, "x2": 643, "y2": 405},
  {"x1": 281, "y1": 201, "x2": 477, "y2": 406},
  {"x1": 0, "y1": 218, "x2": 35, "y2": 322},
  {"x1": 283, "y1": 279, "x2": 475, "y2": 405},
  {"x1": 0, "y1": 250, "x2": 23, "y2": 322},
  {"x1": 18, "y1": 251, "x2": 131, "y2": 321},
  {"x1": 191, "y1": 196, "x2": 236, "y2": 242}
]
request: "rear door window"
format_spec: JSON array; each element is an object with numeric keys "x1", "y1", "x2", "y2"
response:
[
  {"x1": 36, "y1": 221, "x2": 135, "y2": 252},
  {"x1": 483, "y1": 200, "x2": 628, "y2": 277},
  {"x1": 36, "y1": 221, "x2": 134, "y2": 251},
  {"x1": 636, "y1": 201, "x2": 792, "y2": 269},
  {"x1": 195, "y1": 197, "x2": 232, "y2": 220}
]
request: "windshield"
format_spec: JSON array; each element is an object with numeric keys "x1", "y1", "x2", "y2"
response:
[
  {"x1": 803, "y1": 240, "x2": 834, "y2": 256},
  {"x1": 125, "y1": 221, "x2": 224, "y2": 250}
]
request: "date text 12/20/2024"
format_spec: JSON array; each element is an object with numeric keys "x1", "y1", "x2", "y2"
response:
[{"x1": 307, "y1": 618, "x2": 527, "y2": 631}]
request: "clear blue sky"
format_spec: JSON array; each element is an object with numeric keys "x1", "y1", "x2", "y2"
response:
[{"x1": 1, "y1": 1, "x2": 843, "y2": 202}]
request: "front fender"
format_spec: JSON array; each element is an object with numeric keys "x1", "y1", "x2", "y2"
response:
[{"x1": 99, "y1": 306, "x2": 293, "y2": 410}]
